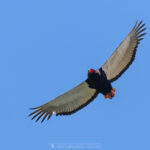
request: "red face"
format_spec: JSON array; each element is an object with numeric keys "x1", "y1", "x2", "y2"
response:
[{"x1": 88, "y1": 69, "x2": 94, "y2": 73}]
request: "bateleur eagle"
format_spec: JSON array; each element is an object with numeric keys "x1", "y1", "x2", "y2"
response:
[{"x1": 29, "y1": 20, "x2": 146, "y2": 123}]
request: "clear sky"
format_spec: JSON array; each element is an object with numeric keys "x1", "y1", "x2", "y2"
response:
[{"x1": 0, "y1": 0, "x2": 150, "y2": 150}]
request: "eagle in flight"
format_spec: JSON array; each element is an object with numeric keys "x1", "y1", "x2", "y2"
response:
[{"x1": 29, "y1": 21, "x2": 146, "y2": 123}]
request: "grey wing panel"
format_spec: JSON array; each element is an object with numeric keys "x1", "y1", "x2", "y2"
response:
[
  {"x1": 102, "y1": 21, "x2": 146, "y2": 82},
  {"x1": 29, "y1": 81, "x2": 98, "y2": 122}
]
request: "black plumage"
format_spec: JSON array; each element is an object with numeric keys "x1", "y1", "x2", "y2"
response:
[{"x1": 87, "y1": 68, "x2": 112, "y2": 95}]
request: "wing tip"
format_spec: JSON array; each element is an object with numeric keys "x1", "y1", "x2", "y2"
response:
[
  {"x1": 134, "y1": 20, "x2": 146, "y2": 33},
  {"x1": 28, "y1": 106, "x2": 53, "y2": 123},
  {"x1": 131, "y1": 20, "x2": 146, "y2": 43},
  {"x1": 107, "y1": 20, "x2": 146, "y2": 82}
]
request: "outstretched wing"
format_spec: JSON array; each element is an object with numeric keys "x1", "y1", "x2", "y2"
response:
[
  {"x1": 29, "y1": 81, "x2": 98, "y2": 123},
  {"x1": 102, "y1": 21, "x2": 146, "y2": 82}
]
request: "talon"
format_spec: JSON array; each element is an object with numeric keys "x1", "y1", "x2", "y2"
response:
[{"x1": 111, "y1": 90, "x2": 115, "y2": 97}]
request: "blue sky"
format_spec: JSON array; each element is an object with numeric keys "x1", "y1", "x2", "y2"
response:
[{"x1": 0, "y1": 0, "x2": 150, "y2": 150}]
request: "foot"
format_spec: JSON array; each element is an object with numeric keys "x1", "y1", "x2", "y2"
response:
[{"x1": 104, "y1": 88, "x2": 116, "y2": 99}]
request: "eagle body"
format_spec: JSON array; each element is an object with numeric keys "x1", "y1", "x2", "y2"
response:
[{"x1": 86, "y1": 68, "x2": 112, "y2": 95}]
